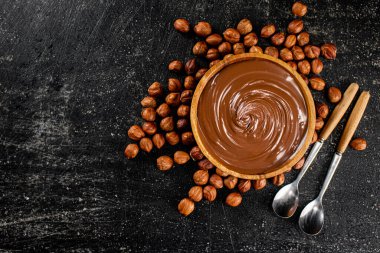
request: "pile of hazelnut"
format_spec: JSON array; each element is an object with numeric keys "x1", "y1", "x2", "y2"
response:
[{"x1": 125, "y1": 1, "x2": 367, "y2": 216}]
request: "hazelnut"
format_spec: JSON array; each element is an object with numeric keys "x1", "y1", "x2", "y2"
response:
[
  {"x1": 141, "y1": 96, "x2": 157, "y2": 108},
  {"x1": 160, "y1": 117, "x2": 174, "y2": 131},
  {"x1": 237, "y1": 18, "x2": 253, "y2": 35},
  {"x1": 188, "y1": 186, "x2": 203, "y2": 202},
  {"x1": 293, "y1": 156, "x2": 305, "y2": 170},
  {"x1": 142, "y1": 121, "x2": 157, "y2": 135},
  {"x1": 209, "y1": 174, "x2": 223, "y2": 189},
  {"x1": 194, "y1": 21, "x2": 212, "y2": 37},
  {"x1": 233, "y1": 43, "x2": 245, "y2": 55},
  {"x1": 206, "y1": 34, "x2": 223, "y2": 46},
  {"x1": 292, "y1": 2, "x2": 307, "y2": 17},
  {"x1": 209, "y1": 60, "x2": 221, "y2": 68},
  {"x1": 166, "y1": 131, "x2": 180, "y2": 145},
  {"x1": 180, "y1": 90, "x2": 193, "y2": 104},
  {"x1": 218, "y1": 42, "x2": 232, "y2": 55},
  {"x1": 157, "y1": 156, "x2": 173, "y2": 171},
  {"x1": 304, "y1": 45, "x2": 320, "y2": 59},
  {"x1": 177, "y1": 105, "x2": 190, "y2": 117},
  {"x1": 249, "y1": 45, "x2": 263, "y2": 53},
  {"x1": 309, "y1": 76, "x2": 326, "y2": 91},
  {"x1": 224, "y1": 175, "x2": 238, "y2": 189},
  {"x1": 168, "y1": 60, "x2": 183, "y2": 72},
  {"x1": 216, "y1": 168, "x2": 228, "y2": 177},
  {"x1": 292, "y1": 46, "x2": 305, "y2": 61},
  {"x1": 141, "y1": 107, "x2": 156, "y2": 122},
  {"x1": 152, "y1": 133, "x2": 165, "y2": 149},
  {"x1": 177, "y1": 118, "x2": 189, "y2": 131},
  {"x1": 139, "y1": 137, "x2": 153, "y2": 153},
  {"x1": 321, "y1": 43, "x2": 337, "y2": 60},
  {"x1": 174, "y1": 151, "x2": 190, "y2": 165},
  {"x1": 174, "y1": 18, "x2": 190, "y2": 33},
  {"x1": 311, "y1": 131, "x2": 318, "y2": 144},
  {"x1": 148, "y1": 82, "x2": 163, "y2": 97},
  {"x1": 328, "y1": 87, "x2": 342, "y2": 103},
  {"x1": 225, "y1": 192, "x2": 242, "y2": 207},
  {"x1": 203, "y1": 185, "x2": 217, "y2": 202},
  {"x1": 287, "y1": 19, "x2": 303, "y2": 34},
  {"x1": 206, "y1": 48, "x2": 219, "y2": 61},
  {"x1": 198, "y1": 158, "x2": 214, "y2": 170},
  {"x1": 184, "y1": 76, "x2": 196, "y2": 90},
  {"x1": 287, "y1": 61, "x2": 297, "y2": 71},
  {"x1": 280, "y1": 48, "x2": 293, "y2": 61},
  {"x1": 264, "y1": 46, "x2": 279, "y2": 58},
  {"x1": 297, "y1": 32, "x2": 309, "y2": 46},
  {"x1": 223, "y1": 53, "x2": 234, "y2": 59},
  {"x1": 182, "y1": 131, "x2": 195, "y2": 145},
  {"x1": 124, "y1": 144, "x2": 139, "y2": 159},
  {"x1": 193, "y1": 169, "x2": 209, "y2": 185},
  {"x1": 193, "y1": 41, "x2": 208, "y2": 56},
  {"x1": 190, "y1": 146, "x2": 204, "y2": 161},
  {"x1": 297, "y1": 60, "x2": 311, "y2": 75},
  {"x1": 253, "y1": 178, "x2": 266, "y2": 190},
  {"x1": 315, "y1": 117, "x2": 324, "y2": 131},
  {"x1": 300, "y1": 74, "x2": 309, "y2": 85},
  {"x1": 350, "y1": 138, "x2": 367, "y2": 151},
  {"x1": 168, "y1": 78, "x2": 182, "y2": 92},
  {"x1": 244, "y1": 32, "x2": 258, "y2": 47},
  {"x1": 128, "y1": 125, "x2": 145, "y2": 141},
  {"x1": 223, "y1": 28, "x2": 241, "y2": 44},
  {"x1": 311, "y1": 58, "x2": 324, "y2": 74},
  {"x1": 195, "y1": 68, "x2": 208, "y2": 80},
  {"x1": 271, "y1": 32, "x2": 285, "y2": 46},
  {"x1": 238, "y1": 179, "x2": 251, "y2": 193},
  {"x1": 156, "y1": 103, "x2": 171, "y2": 118},
  {"x1": 261, "y1": 24, "x2": 276, "y2": 38},
  {"x1": 184, "y1": 58, "x2": 197, "y2": 75},
  {"x1": 317, "y1": 102, "x2": 329, "y2": 119},
  {"x1": 165, "y1": 92, "x2": 181, "y2": 107},
  {"x1": 284, "y1": 34, "x2": 297, "y2": 48},
  {"x1": 178, "y1": 198, "x2": 194, "y2": 216},
  {"x1": 272, "y1": 174, "x2": 285, "y2": 186}
]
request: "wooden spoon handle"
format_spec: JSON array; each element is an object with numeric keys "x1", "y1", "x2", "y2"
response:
[
  {"x1": 337, "y1": 91, "x2": 370, "y2": 154},
  {"x1": 319, "y1": 83, "x2": 359, "y2": 140}
]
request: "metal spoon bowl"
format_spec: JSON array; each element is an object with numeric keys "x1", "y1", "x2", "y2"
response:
[
  {"x1": 272, "y1": 182, "x2": 299, "y2": 218},
  {"x1": 298, "y1": 199, "x2": 324, "y2": 235}
]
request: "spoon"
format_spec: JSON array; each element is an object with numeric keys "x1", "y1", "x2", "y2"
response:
[
  {"x1": 299, "y1": 91, "x2": 370, "y2": 235},
  {"x1": 272, "y1": 83, "x2": 359, "y2": 218}
]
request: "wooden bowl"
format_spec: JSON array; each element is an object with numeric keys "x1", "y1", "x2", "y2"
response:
[{"x1": 190, "y1": 53, "x2": 315, "y2": 180}]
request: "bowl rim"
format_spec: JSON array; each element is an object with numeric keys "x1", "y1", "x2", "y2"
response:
[{"x1": 190, "y1": 53, "x2": 316, "y2": 180}]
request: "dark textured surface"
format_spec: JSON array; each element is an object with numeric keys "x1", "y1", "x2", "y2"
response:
[{"x1": 0, "y1": 0, "x2": 379, "y2": 252}]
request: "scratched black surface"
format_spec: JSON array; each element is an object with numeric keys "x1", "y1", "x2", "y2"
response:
[{"x1": 0, "y1": 0, "x2": 379, "y2": 252}]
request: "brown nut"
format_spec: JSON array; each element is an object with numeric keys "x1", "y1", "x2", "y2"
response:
[
  {"x1": 141, "y1": 96, "x2": 157, "y2": 108},
  {"x1": 157, "y1": 155, "x2": 173, "y2": 171},
  {"x1": 316, "y1": 102, "x2": 329, "y2": 119},
  {"x1": 309, "y1": 76, "x2": 326, "y2": 91},
  {"x1": 209, "y1": 60, "x2": 221, "y2": 68},
  {"x1": 350, "y1": 138, "x2": 367, "y2": 151},
  {"x1": 190, "y1": 146, "x2": 204, "y2": 161},
  {"x1": 181, "y1": 131, "x2": 195, "y2": 145},
  {"x1": 315, "y1": 116, "x2": 324, "y2": 131},
  {"x1": 261, "y1": 24, "x2": 276, "y2": 38},
  {"x1": 180, "y1": 90, "x2": 193, "y2": 104},
  {"x1": 142, "y1": 121, "x2": 157, "y2": 135},
  {"x1": 293, "y1": 156, "x2": 305, "y2": 170},
  {"x1": 124, "y1": 144, "x2": 139, "y2": 159},
  {"x1": 244, "y1": 32, "x2": 258, "y2": 47},
  {"x1": 188, "y1": 186, "x2": 203, "y2": 202},
  {"x1": 297, "y1": 60, "x2": 311, "y2": 75},
  {"x1": 300, "y1": 74, "x2": 309, "y2": 85},
  {"x1": 321, "y1": 43, "x2": 337, "y2": 60},
  {"x1": 166, "y1": 131, "x2": 180, "y2": 145},
  {"x1": 165, "y1": 92, "x2": 181, "y2": 107},
  {"x1": 249, "y1": 45, "x2": 263, "y2": 53},
  {"x1": 233, "y1": 43, "x2": 245, "y2": 55},
  {"x1": 139, "y1": 137, "x2": 153, "y2": 153},
  {"x1": 264, "y1": 46, "x2": 279, "y2": 58},
  {"x1": 287, "y1": 61, "x2": 297, "y2": 71},
  {"x1": 206, "y1": 33, "x2": 223, "y2": 46},
  {"x1": 168, "y1": 60, "x2": 183, "y2": 72},
  {"x1": 238, "y1": 179, "x2": 251, "y2": 193},
  {"x1": 218, "y1": 42, "x2": 232, "y2": 55},
  {"x1": 253, "y1": 178, "x2": 266, "y2": 190},
  {"x1": 237, "y1": 18, "x2": 253, "y2": 35},
  {"x1": 176, "y1": 118, "x2": 189, "y2": 131},
  {"x1": 192, "y1": 41, "x2": 208, "y2": 56},
  {"x1": 194, "y1": 21, "x2": 212, "y2": 37},
  {"x1": 225, "y1": 192, "x2": 242, "y2": 207},
  {"x1": 224, "y1": 175, "x2": 238, "y2": 190},
  {"x1": 173, "y1": 18, "x2": 190, "y2": 33},
  {"x1": 141, "y1": 107, "x2": 156, "y2": 122},
  {"x1": 198, "y1": 158, "x2": 214, "y2": 170},
  {"x1": 184, "y1": 58, "x2": 197, "y2": 75},
  {"x1": 216, "y1": 168, "x2": 228, "y2": 177},
  {"x1": 178, "y1": 198, "x2": 194, "y2": 216},
  {"x1": 156, "y1": 103, "x2": 171, "y2": 118},
  {"x1": 128, "y1": 125, "x2": 145, "y2": 141},
  {"x1": 177, "y1": 104, "x2": 190, "y2": 117},
  {"x1": 168, "y1": 78, "x2": 182, "y2": 92},
  {"x1": 184, "y1": 76, "x2": 196, "y2": 90},
  {"x1": 223, "y1": 28, "x2": 241, "y2": 44},
  {"x1": 193, "y1": 169, "x2": 209, "y2": 185},
  {"x1": 311, "y1": 58, "x2": 324, "y2": 74},
  {"x1": 328, "y1": 87, "x2": 342, "y2": 103},
  {"x1": 203, "y1": 185, "x2": 217, "y2": 202},
  {"x1": 292, "y1": 2, "x2": 307, "y2": 17},
  {"x1": 206, "y1": 48, "x2": 219, "y2": 61},
  {"x1": 209, "y1": 174, "x2": 223, "y2": 189},
  {"x1": 272, "y1": 174, "x2": 285, "y2": 186},
  {"x1": 297, "y1": 32, "x2": 309, "y2": 47},
  {"x1": 174, "y1": 151, "x2": 190, "y2": 164},
  {"x1": 271, "y1": 32, "x2": 285, "y2": 46},
  {"x1": 280, "y1": 48, "x2": 293, "y2": 61},
  {"x1": 304, "y1": 45, "x2": 321, "y2": 59},
  {"x1": 287, "y1": 19, "x2": 303, "y2": 34},
  {"x1": 292, "y1": 46, "x2": 305, "y2": 61},
  {"x1": 195, "y1": 68, "x2": 208, "y2": 80},
  {"x1": 284, "y1": 34, "x2": 297, "y2": 48},
  {"x1": 152, "y1": 133, "x2": 165, "y2": 149},
  {"x1": 160, "y1": 116, "x2": 174, "y2": 131},
  {"x1": 311, "y1": 131, "x2": 318, "y2": 144},
  {"x1": 148, "y1": 81, "x2": 163, "y2": 97}
]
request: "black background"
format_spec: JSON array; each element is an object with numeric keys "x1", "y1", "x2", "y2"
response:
[{"x1": 0, "y1": 0, "x2": 379, "y2": 252}]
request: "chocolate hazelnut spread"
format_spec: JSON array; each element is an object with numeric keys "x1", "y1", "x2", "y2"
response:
[{"x1": 197, "y1": 58, "x2": 307, "y2": 175}]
